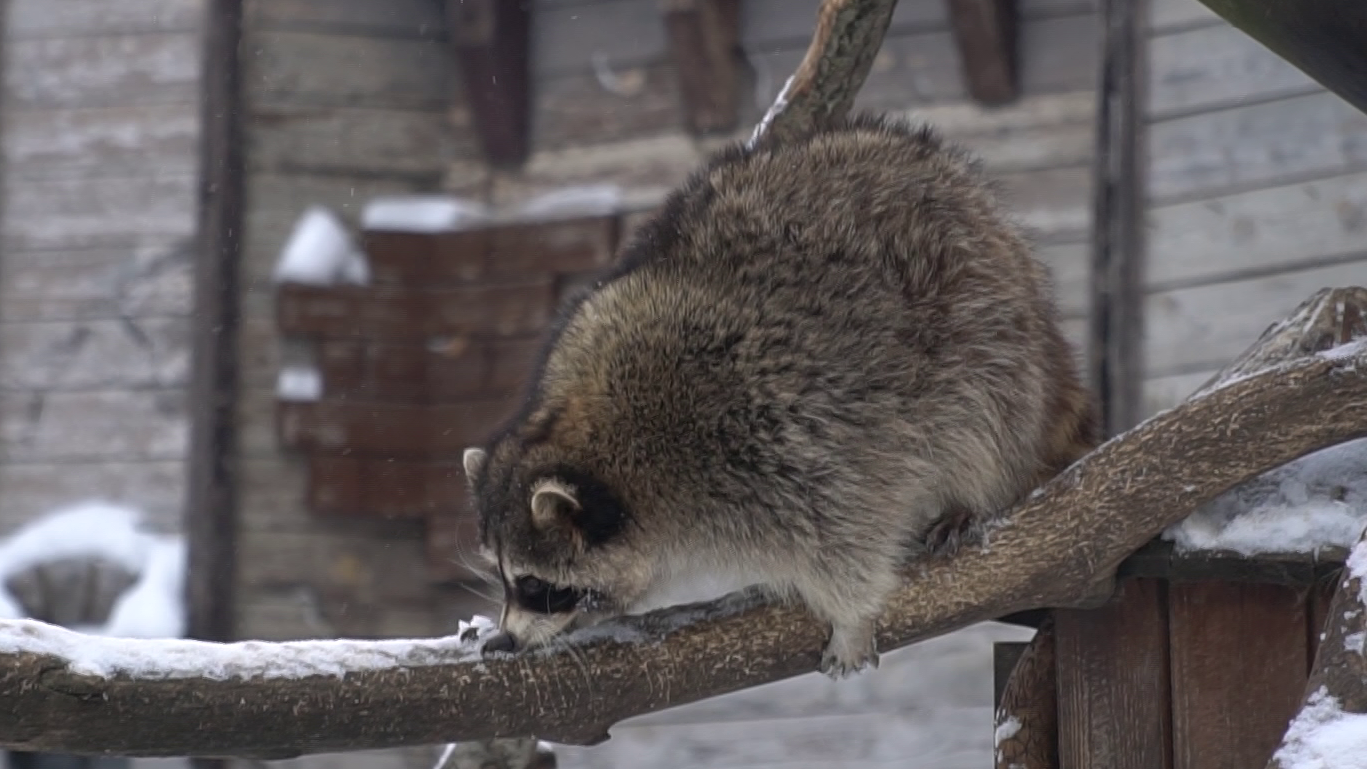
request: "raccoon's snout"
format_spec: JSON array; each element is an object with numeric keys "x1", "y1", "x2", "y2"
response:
[{"x1": 483, "y1": 630, "x2": 518, "y2": 654}]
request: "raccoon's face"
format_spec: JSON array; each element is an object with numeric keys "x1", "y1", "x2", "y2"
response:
[{"x1": 463, "y1": 446, "x2": 654, "y2": 653}]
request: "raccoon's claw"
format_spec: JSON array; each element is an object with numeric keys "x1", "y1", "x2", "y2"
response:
[
  {"x1": 820, "y1": 629, "x2": 879, "y2": 679},
  {"x1": 925, "y1": 504, "x2": 976, "y2": 557}
]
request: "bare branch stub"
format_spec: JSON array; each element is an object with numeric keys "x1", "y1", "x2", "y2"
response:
[
  {"x1": 4, "y1": 287, "x2": 1367, "y2": 758},
  {"x1": 751, "y1": 0, "x2": 900, "y2": 145}
]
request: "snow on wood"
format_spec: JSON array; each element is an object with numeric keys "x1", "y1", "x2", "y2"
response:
[
  {"x1": 272, "y1": 205, "x2": 370, "y2": 286},
  {"x1": 0, "y1": 614, "x2": 495, "y2": 682},
  {"x1": 513, "y1": 184, "x2": 621, "y2": 221},
  {"x1": 1272, "y1": 687, "x2": 1367, "y2": 769},
  {"x1": 361, "y1": 195, "x2": 491, "y2": 233},
  {"x1": 276, "y1": 363, "x2": 322, "y2": 402},
  {"x1": 1163, "y1": 438, "x2": 1367, "y2": 556}
]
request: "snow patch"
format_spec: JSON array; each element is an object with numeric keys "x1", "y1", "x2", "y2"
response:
[
  {"x1": 749, "y1": 75, "x2": 794, "y2": 148},
  {"x1": 994, "y1": 715, "x2": 1021, "y2": 745},
  {"x1": 1163, "y1": 439, "x2": 1367, "y2": 555},
  {"x1": 1272, "y1": 687, "x2": 1367, "y2": 769},
  {"x1": 0, "y1": 502, "x2": 188, "y2": 641},
  {"x1": 514, "y1": 184, "x2": 622, "y2": 221},
  {"x1": 273, "y1": 206, "x2": 370, "y2": 286},
  {"x1": 1345, "y1": 631, "x2": 1365, "y2": 655},
  {"x1": 0, "y1": 619, "x2": 485, "y2": 680},
  {"x1": 362, "y1": 195, "x2": 490, "y2": 233},
  {"x1": 1349, "y1": 536, "x2": 1367, "y2": 608},
  {"x1": 277, "y1": 364, "x2": 323, "y2": 402}
]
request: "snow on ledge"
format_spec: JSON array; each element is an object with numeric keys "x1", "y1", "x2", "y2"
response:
[
  {"x1": 1272, "y1": 687, "x2": 1367, "y2": 769},
  {"x1": 273, "y1": 206, "x2": 370, "y2": 286},
  {"x1": 513, "y1": 184, "x2": 622, "y2": 221},
  {"x1": 0, "y1": 615, "x2": 497, "y2": 681},
  {"x1": 1163, "y1": 438, "x2": 1367, "y2": 557},
  {"x1": 361, "y1": 195, "x2": 490, "y2": 233},
  {"x1": 277, "y1": 364, "x2": 323, "y2": 402}
]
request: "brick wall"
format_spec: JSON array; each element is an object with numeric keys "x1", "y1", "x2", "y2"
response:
[{"x1": 275, "y1": 213, "x2": 624, "y2": 583}]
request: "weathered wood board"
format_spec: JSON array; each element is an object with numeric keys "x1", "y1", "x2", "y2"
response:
[
  {"x1": 1146, "y1": 23, "x2": 1318, "y2": 119},
  {"x1": 1147, "y1": 90, "x2": 1367, "y2": 205},
  {"x1": 1168, "y1": 582, "x2": 1309, "y2": 769},
  {"x1": 0, "y1": 241, "x2": 194, "y2": 322},
  {"x1": 3, "y1": 32, "x2": 202, "y2": 109},
  {"x1": 1144, "y1": 258, "x2": 1367, "y2": 377},
  {"x1": 1055, "y1": 580, "x2": 1173, "y2": 769}
]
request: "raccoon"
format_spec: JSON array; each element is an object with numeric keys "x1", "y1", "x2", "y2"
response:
[{"x1": 462, "y1": 114, "x2": 1099, "y2": 678}]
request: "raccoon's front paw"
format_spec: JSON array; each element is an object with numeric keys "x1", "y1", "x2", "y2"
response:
[{"x1": 820, "y1": 624, "x2": 879, "y2": 680}]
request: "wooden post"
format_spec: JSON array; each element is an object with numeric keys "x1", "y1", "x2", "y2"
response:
[
  {"x1": 944, "y1": 0, "x2": 1019, "y2": 104},
  {"x1": 1055, "y1": 579, "x2": 1173, "y2": 769},
  {"x1": 664, "y1": 0, "x2": 744, "y2": 135},
  {"x1": 445, "y1": 0, "x2": 533, "y2": 167}
]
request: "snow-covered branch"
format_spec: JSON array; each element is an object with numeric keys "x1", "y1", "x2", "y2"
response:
[
  {"x1": 3, "y1": 288, "x2": 1367, "y2": 758},
  {"x1": 1267, "y1": 528, "x2": 1367, "y2": 767}
]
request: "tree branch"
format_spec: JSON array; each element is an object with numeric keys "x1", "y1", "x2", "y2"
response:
[
  {"x1": 749, "y1": 0, "x2": 899, "y2": 145},
  {"x1": 4, "y1": 287, "x2": 1367, "y2": 758},
  {"x1": 1267, "y1": 527, "x2": 1367, "y2": 768}
]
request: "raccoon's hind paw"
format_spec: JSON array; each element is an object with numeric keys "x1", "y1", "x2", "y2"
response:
[
  {"x1": 924, "y1": 504, "x2": 977, "y2": 557},
  {"x1": 820, "y1": 623, "x2": 880, "y2": 680}
]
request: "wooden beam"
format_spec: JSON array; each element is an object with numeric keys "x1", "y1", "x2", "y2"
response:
[
  {"x1": 1089, "y1": 0, "x2": 1145, "y2": 435},
  {"x1": 444, "y1": 0, "x2": 532, "y2": 167},
  {"x1": 186, "y1": 4, "x2": 245, "y2": 769},
  {"x1": 186, "y1": 0, "x2": 244, "y2": 646},
  {"x1": 945, "y1": 0, "x2": 1019, "y2": 105},
  {"x1": 663, "y1": 0, "x2": 743, "y2": 135},
  {"x1": 1197, "y1": 0, "x2": 1367, "y2": 117}
]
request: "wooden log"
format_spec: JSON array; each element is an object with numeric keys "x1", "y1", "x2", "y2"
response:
[
  {"x1": 3, "y1": 288, "x2": 1367, "y2": 757},
  {"x1": 750, "y1": 0, "x2": 900, "y2": 145},
  {"x1": 995, "y1": 618, "x2": 1058, "y2": 769},
  {"x1": 1196, "y1": 0, "x2": 1367, "y2": 117},
  {"x1": 945, "y1": 0, "x2": 1019, "y2": 105}
]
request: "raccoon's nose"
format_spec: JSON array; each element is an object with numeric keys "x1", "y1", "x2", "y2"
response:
[{"x1": 483, "y1": 630, "x2": 518, "y2": 654}]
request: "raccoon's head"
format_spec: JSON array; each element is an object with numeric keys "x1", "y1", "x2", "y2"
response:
[{"x1": 462, "y1": 441, "x2": 654, "y2": 654}]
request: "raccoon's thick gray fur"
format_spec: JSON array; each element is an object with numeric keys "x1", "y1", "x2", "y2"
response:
[{"x1": 463, "y1": 114, "x2": 1099, "y2": 678}]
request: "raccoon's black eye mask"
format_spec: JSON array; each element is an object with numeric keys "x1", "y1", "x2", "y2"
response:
[{"x1": 510, "y1": 575, "x2": 611, "y2": 615}]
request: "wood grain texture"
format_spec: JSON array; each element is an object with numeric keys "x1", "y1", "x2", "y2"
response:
[
  {"x1": 6, "y1": 0, "x2": 205, "y2": 37},
  {"x1": 445, "y1": 0, "x2": 533, "y2": 166},
  {"x1": 665, "y1": 0, "x2": 743, "y2": 134},
  {"x1": 1055, "y1": 579, "x2": 1172, "y2": 769},
  {"x1": 1146, "y1": 0, "x2": 1221, "y2": 32},
  {"x1": 3, "y1": 104, "x2": 200, "y2": 181},
  {"x1": 1168, "y1": 582, "x2": 1309, "y2": 769},
  {"x1": 0, "y1": 317, "x2": 191, "y2": 391},
  {"x1": 243, "y1": 0, "x2": 443, "y2": 37},
  {"x1": 0, "y1": 242, "x2": 195, "y2": 322},
  {"x1": 243, "y1": 30, "x2": 452, "y2": 110},
  {"x1": 0, "y1": 389, "x2": 187, "y2": 463},
  {"x1": 1143, "y1": 259, "x2": 1367, "y2": 376},
  {"x1": 0, "y1": 460, "x2": 187, "y2": 536},
  {"x1": 995, "y1": 619, "x2": 1058, "y2": 769},
  {"x1": 247, "y1": 105, "x2": 471, "y2": 179},
  {"x1": 3, "y1": 33, "x2": 202, "y2": 109},
  {"x1": 1, "y1": 175, "x2": 197, "y2": 251},
  {"x1": 1147, "y1": 170, "x2": 1367, "y2": 290},
  {"x1": 276, "y1": 398, "x2": 518, "y2": 457},
  {"x1": 1146, "y1": 22, "x2": 1316, "y2": 119},
  {"x1": 1147, "y1": 90, "x2": 1367, "y2": 205},
  {"x1": 275, "y1": 282, "x2": 555, "y2": 339}
]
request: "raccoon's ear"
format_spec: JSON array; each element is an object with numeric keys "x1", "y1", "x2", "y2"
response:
[
  {"x1": 463, "y1": 448, "x2": 487, "y2": 480},
  {"x1": 530, "y1": 479, "x2": 580, "y2": 531},
  {"x1": 529, "y1": 476, "x2": 626, "y2": 548}
]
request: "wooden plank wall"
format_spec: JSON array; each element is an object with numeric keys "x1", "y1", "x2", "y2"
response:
[
  {"x1": 1140, "y1": 0, "x2": 1367, "y2": 416},
  {"x1": 232, "y1": 0, "x2": 493, "y2": 652},
  {"x1": 0, "y1": 0, "x2": 206, "y2": 535}
]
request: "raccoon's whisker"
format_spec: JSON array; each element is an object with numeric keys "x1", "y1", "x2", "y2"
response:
[{"x1": 449, "y1": 579, "x2": 499, "y2": 605}]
